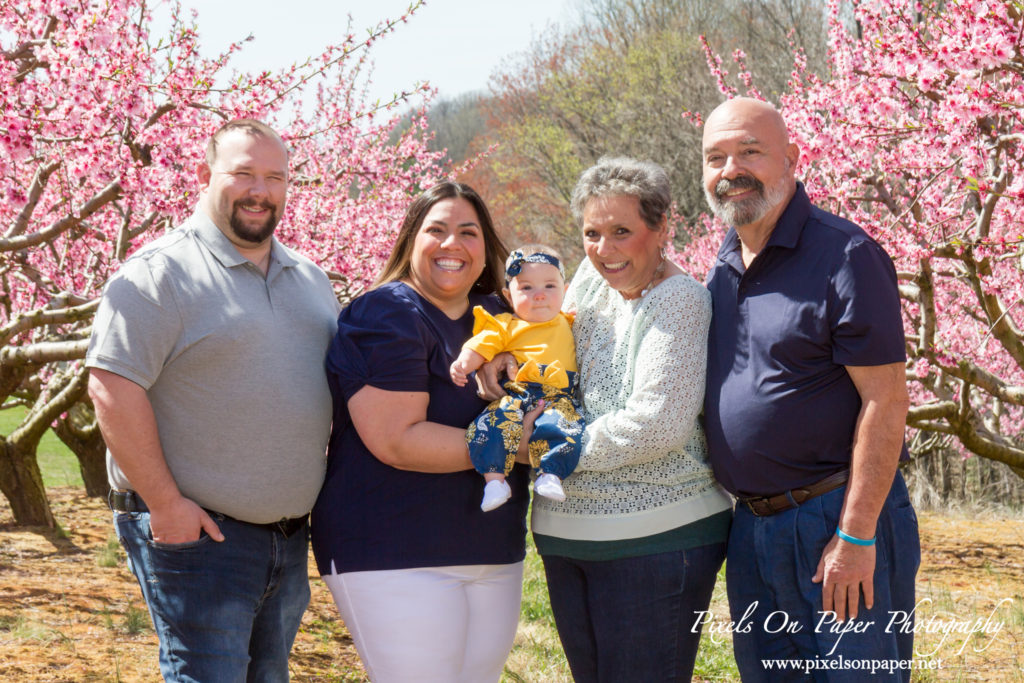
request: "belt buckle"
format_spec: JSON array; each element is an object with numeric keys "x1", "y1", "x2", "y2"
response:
[
  {"x1": 744, "y1": 497, "x2": 771, "y2": 516},
  {"x1": 273, "y1": 516, "x2": 306, "y2": 538},
  {"x1": 108, "y1": 489, "x2": 146, "y2": 513}
]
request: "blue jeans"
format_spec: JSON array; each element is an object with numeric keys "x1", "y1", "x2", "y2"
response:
[
  {"x1": 115, "y1": 510, "x2": 311, "y2": 682},
  {"x1": 727, "y1": 471, "x2": 920, "y2": 682},
  {"x1": 541, "y1": 543, "x2": 726, "y2": 682}
]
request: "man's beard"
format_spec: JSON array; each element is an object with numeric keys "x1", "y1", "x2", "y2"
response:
[
  {"x1": 229, "y1": 200, "x2": 279, "y2": 244},
  {"x1": 705, "y1": 174, "x2": 788, "y2": 227}
]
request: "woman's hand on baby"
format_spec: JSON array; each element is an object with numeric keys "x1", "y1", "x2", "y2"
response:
[
  {"x1": 475, "y1": 352, "x2": 518, "y2": 400},
  {"x1": 515, "y1": 400, "x2": 544, "y2": 465}
]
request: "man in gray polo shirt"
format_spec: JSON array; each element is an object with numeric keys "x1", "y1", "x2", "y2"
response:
[{"x1": 86, "y1": 119, "x2": 339, "y2": 682}]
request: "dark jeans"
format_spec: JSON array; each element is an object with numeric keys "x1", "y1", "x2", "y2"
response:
[
  {"x1": 727, "y1": 471, "x2": 920, "y2": 682},
  {"x1": 115, "y1": 510, "x2": 310, "y2": 683},
  {"x1": 541, "y1": 543, "x2": 727, "y2": 682}
]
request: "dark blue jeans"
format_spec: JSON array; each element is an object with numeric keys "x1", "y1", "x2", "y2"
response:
[
  {"x1": 541, "y1": 543, "x2": 726, "y2": 682},
  {"x1": 727, "y1": 472, "x2": 920, "y2": 682},
  {"x1": 115, "y1": 510, "x2": 310, "y2": 683}
]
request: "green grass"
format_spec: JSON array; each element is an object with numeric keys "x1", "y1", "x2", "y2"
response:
[
  {"x1": 0, "y1": 404, "x2": 82, "y2": 488},
  {"x1": 122, "y1": 604, "x2": 151, "y2": 634},
  {"x1": 95, "y1": 535, "x2": 121, "y2": 568},
  {"x1": 503, "y1": 540, "x2": 577, "y2": 683},
  {"x1": 100, "y1": 603, "x2": 152, "y2": 635},
  {"x1": 503, "y1": 537, "x2": 572, "y2": 682},
  {"x1": 0, "y1": 614, "x2": 67, "y2": 643},
  {"x1": 304, "y1": 616, "x2": 349, "y2": 648},
  {"x1": 693, "y1": 566, "x2": 741, "y2": 681}
]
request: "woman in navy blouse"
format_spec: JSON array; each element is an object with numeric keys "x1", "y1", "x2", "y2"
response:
[{"x1": 311, "y1": 182, "x2": 530, "y2": 682}]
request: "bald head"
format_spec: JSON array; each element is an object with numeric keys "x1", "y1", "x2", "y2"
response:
[
  {"x1": 701, "y1": 98, "x2": 799, "y2": 231},
  {"x1": 703, "y1": 97, "x2": 791, "y2": 150}
]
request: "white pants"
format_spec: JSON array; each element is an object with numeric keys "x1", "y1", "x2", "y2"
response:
[{"x1": 322, "y1": 561, "x2": 524, "y2": 683}]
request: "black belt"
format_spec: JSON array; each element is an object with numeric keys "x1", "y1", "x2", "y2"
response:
[
  {"x1": 737, "y1": 470, "x2": 850, "y2": 517},
  {"x1": 108, "y1": 489, "x2": 307, "y2": 538}
]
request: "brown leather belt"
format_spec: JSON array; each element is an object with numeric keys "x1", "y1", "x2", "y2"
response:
[
  {"x1": 108, "y1": 489, "x2": 307, "y2": 538},
  {"x1": 737, "y1": 470, "x2": 849, "y2": 517}
]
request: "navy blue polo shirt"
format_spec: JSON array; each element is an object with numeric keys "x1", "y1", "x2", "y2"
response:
[{"x1": 704, "y1": 184, "x2": 907, "y2": 498}]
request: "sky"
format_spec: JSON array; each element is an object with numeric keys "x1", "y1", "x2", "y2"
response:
[{"x1": 159, "y1": 0, "x2": 580, "y2": 106}]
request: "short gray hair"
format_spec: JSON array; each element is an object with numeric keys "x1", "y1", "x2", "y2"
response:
[{"x1": 570, "y1": 156, "x2": 671, "y2": 230}]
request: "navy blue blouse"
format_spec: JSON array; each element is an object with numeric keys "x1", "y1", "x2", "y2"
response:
[{"x1": 311, "y1": 281, "x2": 529, "y2": 574}]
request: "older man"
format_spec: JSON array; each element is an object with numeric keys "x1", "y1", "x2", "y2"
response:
[
  {"x1": 701, "y1": 98, "x2": 920, "y2": 680},
  {"x1": 87, "y1": 119, "x2": 339, "y2": 681}
]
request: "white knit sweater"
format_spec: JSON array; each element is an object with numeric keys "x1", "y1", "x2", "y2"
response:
[{"x1": 531, "y1": 258, "x2": 732, "y2": 541}]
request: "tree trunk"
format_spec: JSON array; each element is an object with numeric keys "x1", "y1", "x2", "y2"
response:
[
  {"x1": 936, "y1": 450, "x2": 950, "y2": 503},
  {"x1": 53, "y1": 412, "x2": 108, "y2": 498},
  {"x1": 951, "y1": 451, "x2": 966, "y2": 501},
  {"x1": 0, "y1": 439, "x2": 55, "y2": 527}
]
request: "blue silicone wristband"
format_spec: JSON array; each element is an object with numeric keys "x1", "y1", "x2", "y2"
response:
[{"x1": 836, "y1": 528, "x2": 876, "y2": 546}]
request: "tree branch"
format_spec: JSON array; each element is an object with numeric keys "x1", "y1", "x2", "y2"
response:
[
  {"x1": 898, "y1": 283, "x2": 919, "y2": 301},
  {"x1": 950, "y1": 417, "x2": 1024, "y2": 474},
  {"x1": 959, "y1": 248, "x2": 1024, "y2": 368},
  {"x1": 11, "y1": 366, "x2": 89, "y2": 447},
  {"x1": 906, "y1": 420, "x2": 957, "y2": 435},
  {"x1": 0, "y1": 300, "x2": 99, "y2": 348},
  {"x1": 916, "y1": 259, "x2": 937, "y2": 354},
  {"x1": 116, "y1": 210, "x2": 162, "y2": 260},
  {"x1": 5, "y1": 160, "x2": 61, "y2": 238},
  {"x1": 143, "y1": 102, "x2": 177, "y2": 130},
  {"x1": 0, "y1": 339, "x2": 90, "y2": 366},
  {"x1": 907, "y1": 401, "x2": 957, "y2": 422},
  {"x1": 0, "y1": 181, "x2": 122, "y2": 252},
  {"x1": 4, "y1": 16, "x2": 58, "y2": 81},
  {"x1": 926, "y1": 353, "x2": 1024, "y2": 406}
]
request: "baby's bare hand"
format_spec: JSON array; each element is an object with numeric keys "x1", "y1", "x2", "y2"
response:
[{"x1": 450, "y1": 362, "x2": 469, "y2": 386}]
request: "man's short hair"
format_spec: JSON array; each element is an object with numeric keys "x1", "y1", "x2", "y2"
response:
[{"x1": 205, "y1": 119, "x2": 287, "y2": 165}]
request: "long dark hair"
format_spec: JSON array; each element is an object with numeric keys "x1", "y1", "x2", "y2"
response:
[{"x1": 374, "y1": 181, "x2": 508, "y2": 295}]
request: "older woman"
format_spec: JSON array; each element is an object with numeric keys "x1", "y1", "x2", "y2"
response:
[
  {"x1": 486, "y1": 157, "x2": 732, "y2": 681},
  {"x1": 311, "y1": 181, "x2": 530, "y2": 683}
]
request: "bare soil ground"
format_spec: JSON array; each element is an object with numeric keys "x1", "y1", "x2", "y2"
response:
[
  {"x1": 0, "y1": 489, "x2": 360, "y2": 682},
  {"x1": 0, "y1": 488, "x2": 1021, "y2": 682}
]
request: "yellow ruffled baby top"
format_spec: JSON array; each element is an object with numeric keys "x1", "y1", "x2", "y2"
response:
[{"x1": 463, "y1": 307, "x2": 577, "y2": 389}]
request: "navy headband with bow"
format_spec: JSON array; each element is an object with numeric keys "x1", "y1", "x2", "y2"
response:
[{"x1": 505, "y1": 250, "x2": 564, "y2": 283}]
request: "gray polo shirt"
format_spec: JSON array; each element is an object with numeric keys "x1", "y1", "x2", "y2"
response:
[{"x1": 86, "y1": 209, "x2": 340, "y2": 523}]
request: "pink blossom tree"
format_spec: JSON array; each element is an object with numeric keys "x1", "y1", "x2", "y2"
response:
[
  {"x1": 686, "y1": 0, "x2": 1024, "y2": 477},
  {"x1": 0, "y1": 0, "x2": 448, "y2": 525}
]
